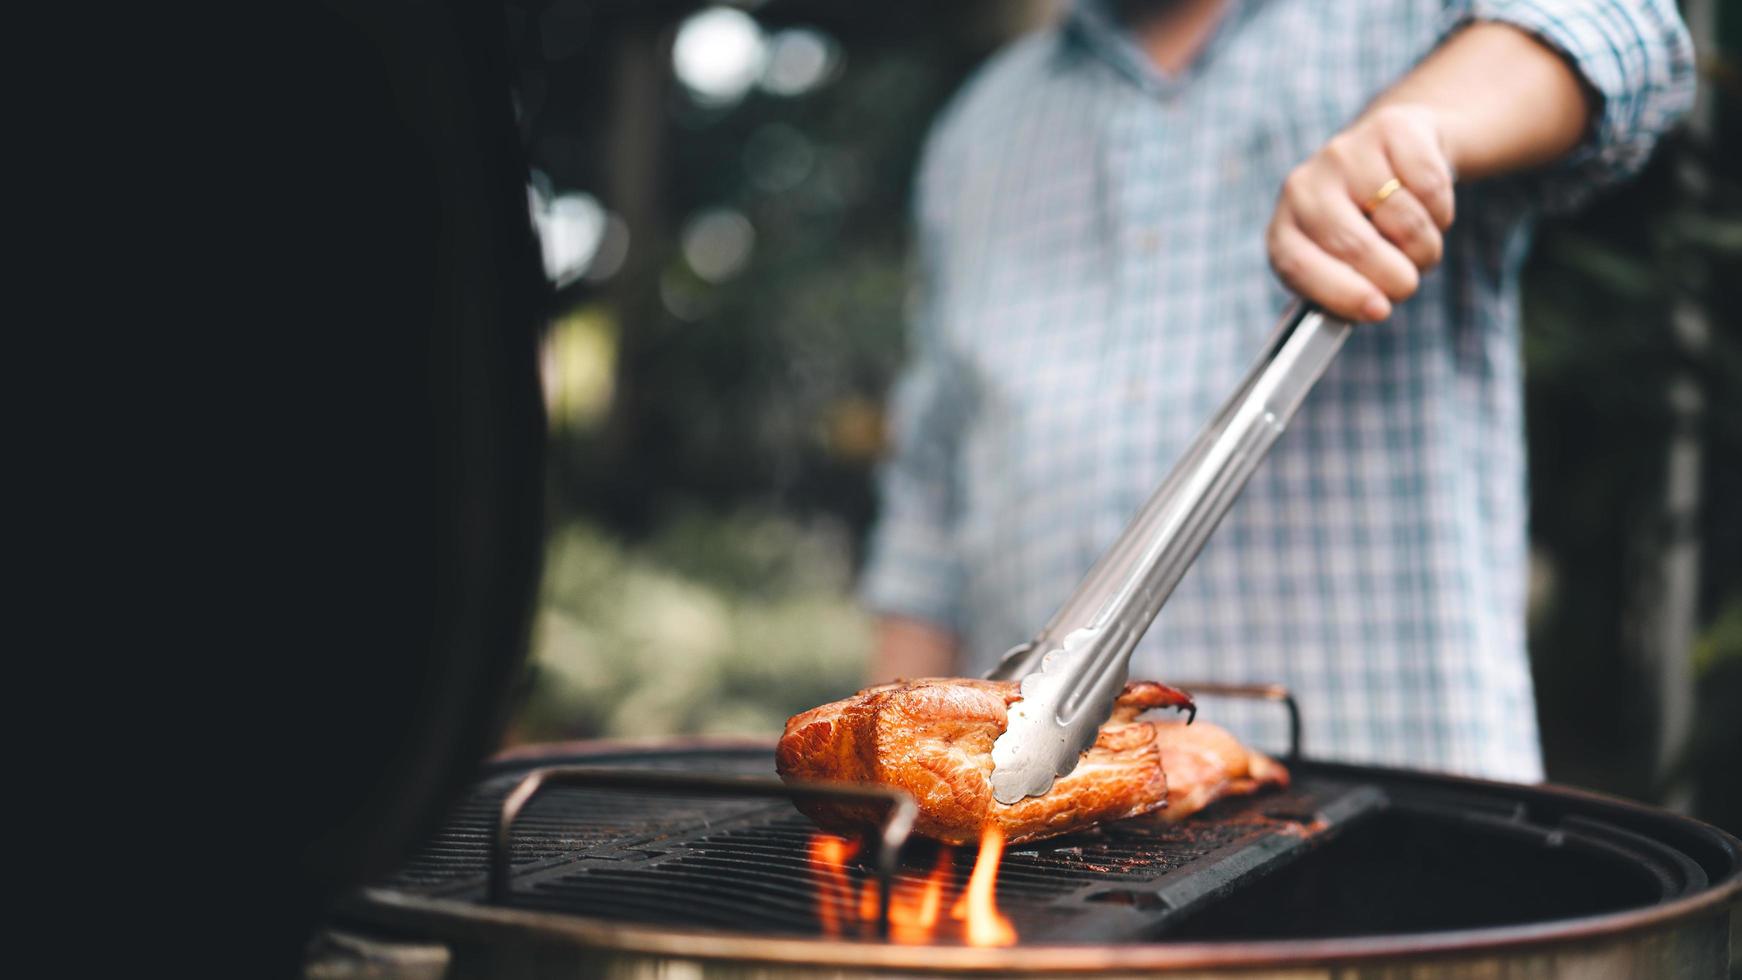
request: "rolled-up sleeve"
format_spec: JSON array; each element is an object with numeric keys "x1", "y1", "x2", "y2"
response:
[
  {"x1": 1458, "y1": 0, "x2": 1696, "y2": 210},
  {"x1": 858, "y1": 127, "x2": 973, "y2": 632}
]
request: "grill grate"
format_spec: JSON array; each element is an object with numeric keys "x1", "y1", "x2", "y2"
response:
[
  {"x1": 507, "y1": 807, "x2": 1320, "y2": 940},
  {"x1": 374, "y1": 746, "x2": 1379, "y2": 943},
  {"x1": 383, "y1": 749, "x2": 776, "y2": 887}
]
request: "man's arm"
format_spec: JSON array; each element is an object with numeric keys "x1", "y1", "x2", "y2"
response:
[
  {"x1": 872, "y1": 615, "x2": 960, "y2": 683},
  {"x1": 1269, "y1": 2, "x2": 1695, "y2": 322}
]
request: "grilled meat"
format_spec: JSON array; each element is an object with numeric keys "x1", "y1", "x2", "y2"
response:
[
  {"x1": 1151, "y1": 718, "x2": 1289, "y2": 821},
  {"x1": 775, "y1": 677, "x2": 1196, "y2": 845}
]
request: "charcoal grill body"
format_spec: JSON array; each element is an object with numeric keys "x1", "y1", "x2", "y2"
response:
[{"x1": 336, "y1": 739, "x2": 1741, "y2": 978}]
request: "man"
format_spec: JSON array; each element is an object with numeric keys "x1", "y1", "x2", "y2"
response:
[{"x1": 861, "y1": 0, "x2": 1693, "y2": 781}]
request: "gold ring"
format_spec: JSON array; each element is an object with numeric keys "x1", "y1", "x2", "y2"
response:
[{"x1": 1364, "y1": 177, "x2": 1402, "y2": 214}]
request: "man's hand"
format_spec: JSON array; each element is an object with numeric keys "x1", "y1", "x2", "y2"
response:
[
  {"x1": 1267, "y1": 105, "x2": 1456, "y2": 323},
  {"x1": 1266, "y1": 22, "x2": 1594, "y2": 323}
]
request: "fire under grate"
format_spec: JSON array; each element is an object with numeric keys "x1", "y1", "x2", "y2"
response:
[{"x1": 371, "y1": 746, "x2": 1385, "y2": 943}]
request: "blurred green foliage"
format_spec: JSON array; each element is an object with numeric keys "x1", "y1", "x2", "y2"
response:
[
  {"x1": 551, "y1": 30, "x2": 972, "y2": 539},
  {"x1": 1693, "y1": 598, "x2": 1742, "y2": 675},
  {"x1": 514, "y1": 514, "x2": 870, "y2": 742}
]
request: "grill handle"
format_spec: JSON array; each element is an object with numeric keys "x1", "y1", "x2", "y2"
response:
[{"x1": 489, "y1": 767, "x2": 918, "y2": 937}]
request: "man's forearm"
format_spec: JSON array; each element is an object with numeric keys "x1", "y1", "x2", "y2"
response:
[
  {"x1": 1375, "y1": 21, "x2": 1591, "y2": 181},
  {"x1": 1266, "y1": 20, "x2": 1596, "y2": 321}
]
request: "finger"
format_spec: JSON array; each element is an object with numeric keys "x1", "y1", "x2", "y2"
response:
[
  {"x1": 1269, "y1": 217, "x2": 1391, "y2": 322},
  {"x1": 1288, "y1": 144, "x2": 1423, "y2": 302},
  {"x1": 1321, "y1": 131, "x2": 1399, "y2": 219},
  {"x1": 1378, "y1": 113, "x2": 1456, "y2": 229},
  {"x1": 1290, "y1": 179, "x2": 1420, "y2": 303},
  {"x1": 1368, "y1": 185, "x2": 1444, "y2": 270}
]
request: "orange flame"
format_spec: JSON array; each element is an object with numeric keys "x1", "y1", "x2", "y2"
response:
[
  {"x1": 953, "y1": 825, "x2": 1017, "y2": 947},
  {"x1": 852, "y1": 846, "x2": 953, "y2": 942},
  {"x1": 806, "y1": 826, "x2": 1016, "y2": 946},
  {"x1": 808, "y1": 835, "x2": 859, "y2": 937},
  {"x1": 858, "y1": 873, "x2": 880, "y2": 923},
  {"x1": 887, "y1": 848, "x2": 952, "y2": 943}
]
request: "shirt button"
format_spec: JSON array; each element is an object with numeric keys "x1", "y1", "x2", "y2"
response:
[{"x1": 1134, "y1": 230, "x2": 1160, "y2": 253}]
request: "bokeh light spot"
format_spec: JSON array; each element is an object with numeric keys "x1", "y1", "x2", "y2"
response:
[
  {"x1": 760, "y1": 28, "x2": 839, "y2": 96},
  {"x1": 528, "y1": 187, "x2": 607, "y2": 286},
  {"x1": 681, "y1": 208, "x2": 757, "y2": 283},
  {"x1": 672, "y1": 7, "x2": 766, "y2": 106}
]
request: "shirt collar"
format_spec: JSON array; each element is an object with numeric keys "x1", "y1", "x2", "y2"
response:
[{"x1": 1063, "y1": 0, "x2": 1250, "y2": 96}]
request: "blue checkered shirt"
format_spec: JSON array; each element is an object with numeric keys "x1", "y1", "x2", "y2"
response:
[{"x1": 861, "y1": 0, "x2": 1693, "y2": 781}]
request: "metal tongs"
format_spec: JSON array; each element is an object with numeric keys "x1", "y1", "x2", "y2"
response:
[{"x1": 985, "y1": 302, "x2": 1352, "y2": 804}]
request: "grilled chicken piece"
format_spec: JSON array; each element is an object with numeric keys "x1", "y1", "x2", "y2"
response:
[
  {"x1": 775, "y1": 677, "x2": 1195, "y2": 845},
  {"x1": 1151, "y1": 719, "x2": 1290, "y2": 821}
]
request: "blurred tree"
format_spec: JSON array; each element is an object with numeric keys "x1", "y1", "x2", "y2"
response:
[{"x1": 508, "y1": 0, "x2": 1048, "y2": 544}]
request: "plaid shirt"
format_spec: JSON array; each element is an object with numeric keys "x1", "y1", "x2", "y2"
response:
[{"x1": 861, "y1": 0, "x2": 1693, "y2": 780}]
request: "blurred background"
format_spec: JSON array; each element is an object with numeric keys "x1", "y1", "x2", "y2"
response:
[{"x1": 499, "y1": 0, "x2": 1740, "y2": 833}]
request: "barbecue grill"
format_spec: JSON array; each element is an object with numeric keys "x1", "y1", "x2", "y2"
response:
[{"x1": 329, "y1": 734, "x2": 1741, "y2": 978}]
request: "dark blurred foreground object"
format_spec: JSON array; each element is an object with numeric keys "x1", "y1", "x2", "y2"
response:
[{"x1": 257, "y1": 0, "x2": 547, "y2": 973}]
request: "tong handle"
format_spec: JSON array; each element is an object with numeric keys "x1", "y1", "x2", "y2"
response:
[{"x1": 988, "y1": 303, "x2": 1351, "y2": 683}]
